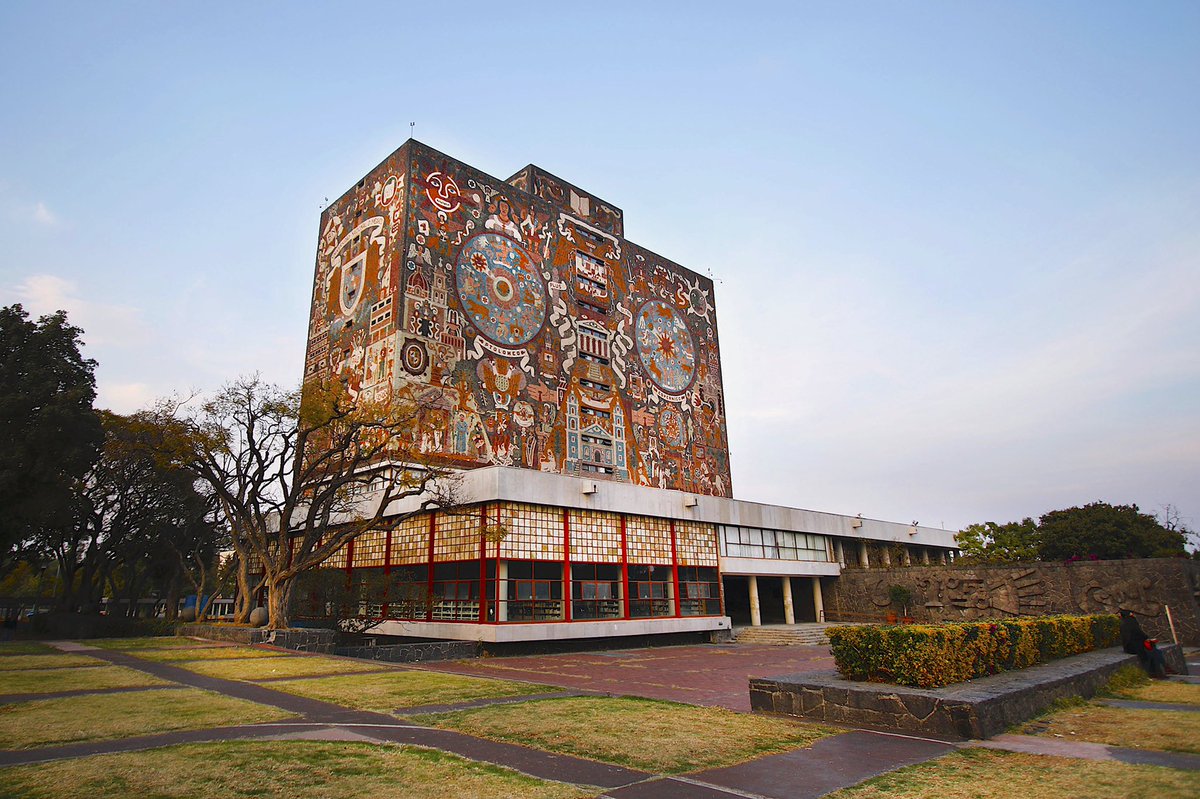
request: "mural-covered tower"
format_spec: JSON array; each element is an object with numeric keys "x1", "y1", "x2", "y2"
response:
[{"x1": 302, "y1": 140, "x2": 732, "y2": 497}]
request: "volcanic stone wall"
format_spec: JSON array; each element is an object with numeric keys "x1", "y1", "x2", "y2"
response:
[{"x1": 826, "y1": 558, "x2": 1200, "y2": 645}]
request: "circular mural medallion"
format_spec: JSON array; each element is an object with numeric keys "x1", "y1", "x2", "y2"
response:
[
  {"x1": 455, "y1": 233, "x2": 547, "y2": 348},
  {"x1": 401, "y1": 339, "x2": 430, "y2": 376},
  {"x1": 635, "y1": 300, "x2": 696, "y2": 395}
]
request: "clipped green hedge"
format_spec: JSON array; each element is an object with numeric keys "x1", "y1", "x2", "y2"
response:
[{"x1": 826, "y1": 614, "x2": 1120, "y2": 688}]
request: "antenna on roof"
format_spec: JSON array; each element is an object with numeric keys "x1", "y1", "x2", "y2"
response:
[{"x1": 410, "y1": 121, "x2": 415, "y2": 139}]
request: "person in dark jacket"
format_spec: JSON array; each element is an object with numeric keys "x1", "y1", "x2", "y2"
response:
[{"x1": 1119, "y1": 608, "x2": 1168, "y2": 678}]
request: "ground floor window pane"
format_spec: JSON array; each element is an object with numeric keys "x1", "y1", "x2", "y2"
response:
[
  {"x1": 384, "y1": 565, "x2": 430, "y2": 620},
  {"x1": 503, "y1": 560, "x2": 564, "y2": 621},
  {"x1": 431, "y1": 561, "x2": 480, "y2": 621},
  {"x1": 628, "y1": 564, "x2": 673, "y2": 618},
  {"x1": 571, "y1": 562, "x2": 622, "y2": 619},
  {"x1": 679, "y1": 566, "x2": 721, "y2": 616}
]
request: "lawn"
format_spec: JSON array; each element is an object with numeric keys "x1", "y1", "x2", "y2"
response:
[
  {"x1": 0, "y1": 740, "x2": 597, "y2": 799},
  {"x1": 1022, "y1": 704, "x2": 1200, "y2": 753},
  {"x1": 269, "y1": 670, "x2": 551, "y2": 714},
  {"x1": 128, "y1": 646, "x2": 293, "y2": 663},
  {"x1": 826, "y1": 747, "x2": 1199, "y2": 799},
  {"x1": 0, "y1": 664, "x2": 168, "y2": 695},
  {"x1": 419, "y1": 695, "x2": 835, "y2": 773},
  {"x1": 88, "y1": 637, "x2": 214, "y2": 650},
  {"x1": 0, "y1": 688, "x2": 295, "y2": 748},
  {"x1": 1109, "y1": 681, "x2": 1200, "y2": 706},
  {"x1": 0, "y1": 654, "x2": 103, "y2": 671},
  {"x1": 173, "y1": 655, "x2": 388, "y2": 681},
  {"x1": 0, "y1": 642, "x2": 57, "y2": 655}
]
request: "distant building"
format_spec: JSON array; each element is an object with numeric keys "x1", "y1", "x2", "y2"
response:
[{"x1": 286, "y1": 140, "x2": 957, "y2": 644}]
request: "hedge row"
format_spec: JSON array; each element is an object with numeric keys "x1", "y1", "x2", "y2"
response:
[{"x1": 826, "y1": 614, "x2": 1120, "y2": 688}]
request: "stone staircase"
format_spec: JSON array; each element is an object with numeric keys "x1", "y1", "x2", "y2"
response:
[{"x1": 732, "y1": 623, "x2": 836, "y2": 647}]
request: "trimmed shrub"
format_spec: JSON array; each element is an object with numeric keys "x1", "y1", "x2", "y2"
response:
[{"x1": 826, "y1": 613, "x2": 1119, "y2": 688}]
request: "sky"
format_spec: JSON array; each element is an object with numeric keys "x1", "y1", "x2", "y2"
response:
[{"x1": 2, "y1": 1, "x2": 1197, "y2": 534}]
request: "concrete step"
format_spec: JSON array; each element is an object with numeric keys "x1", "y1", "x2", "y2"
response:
[{"x1": 733, "y1": 623, "x2": 835, "y2": 646}]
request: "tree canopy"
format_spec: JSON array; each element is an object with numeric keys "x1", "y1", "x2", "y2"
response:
[
  {"x1": 955, "y1": 501, "x2": 1188, "y2": 562},
  {"x1": 157, "y1": 375, "x2": 460, "y2": 629},
  {"x1": 0, "y1": 304, "x2": 104, "y2": 566}
]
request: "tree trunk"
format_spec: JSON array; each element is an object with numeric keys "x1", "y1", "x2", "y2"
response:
[
  {"x1": 265, "y1": 575, "x2": 295, "y2": 630},
  {"x1": 233, "y1": 556, "x2": 254, "y2": 624},
  {"x1": 164, "y1": 570, "x2": 181, "y2": 621}
]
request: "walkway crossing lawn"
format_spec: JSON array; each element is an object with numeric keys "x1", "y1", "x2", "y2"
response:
[
  {"x1": 88, "y1": 637, "x2": 218, "y2": 650},
  {"x1": 128, "y1": 646, "x2": 294, "y2": 663},
  {"x1": 169, "y1": 655, "x2": 391, "y2": 681},
  {"x1": 0, "y1": 664, "x2": 167, "y2": 695},
  {"x1": 418, "y1": 695, "x2": 836, "y2": 774},
  {"x1": 270, "y1": 671, "x2": 554, "y2": 714},
  {"x1": 825, "y1": 747, "x2": 1200, "y2": 799},
  {"x1": 1021, "y1": 704, "x2": 1200, "y2": 754},
  {"x1": 0, "y1": 740, "x2": 596, "y2": 799},
  {"x1": 0, "y1": 654, "x2": 103, "y2": 671},
  {"x1": 0, "y1": 688, "x2": 295, "y2": 749},
  {"x1": 0, "y1": 642, "x2": 56, "y2": 656}
]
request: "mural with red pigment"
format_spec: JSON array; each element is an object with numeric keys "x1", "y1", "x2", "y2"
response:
[{"x1": 303, "y1": 141, "x2": 731, "y2": 496}]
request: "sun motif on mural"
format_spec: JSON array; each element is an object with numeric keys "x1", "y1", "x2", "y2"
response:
[
  {"x1": 635, "y1": 300, "x2": 696, "y2": 395},
  {"x1": 455, "y1": 233, "x2": 548, "y2": 348}
]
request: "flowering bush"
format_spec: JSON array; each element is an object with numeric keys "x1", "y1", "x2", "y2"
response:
[{"x1": 826, "y1": 614, "x2": 1119, "y2": 688}]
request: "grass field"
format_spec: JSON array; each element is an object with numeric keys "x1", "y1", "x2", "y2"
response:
[
  {"x1": 0, "y1": 664, "x2": 168, "y2": 695},
  {"x1": 0, "y1": 653, "x2": 103, "y2": 671},
  {"x1": 128, "y1": 646, "x2": 293, "y2": 662},
  {"x1": 0, "y1": 688, "x2": 295, "y2": 748},
  {"x1": 269, "y1": 670, "x2": 552, "y2": 713},
  {"x1": 0, "y1": 642, "x2": 57, "y2": 656},
  {"x1": 827, "y1": 747, "x2": 1200, "y2": 798},
  {"x1": 420, "y1": 695, "x2": 835, "y2": 773},
  {"x1": 170, "y1": 655, "x2": 388, "y2": 681},
  {"x1": 0, "y1": 740, "x2": 597, "y2": 799},
  {"x1": 88, "y1": 637, "x2": 216, "y2": 651},
  {"x1": 1022, "y1": 704, "x2": 1200, "y2": 753}
]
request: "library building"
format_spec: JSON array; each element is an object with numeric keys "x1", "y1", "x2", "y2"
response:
[{"x1": 286, "y1": 139, "x2": 958, "y2": 643}]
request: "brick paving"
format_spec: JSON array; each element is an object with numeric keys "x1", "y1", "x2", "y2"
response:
[{"x1": 412, "y1": 643, "x2": 837, "y2": 711}]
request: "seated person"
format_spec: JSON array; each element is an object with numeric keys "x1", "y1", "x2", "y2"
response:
[{"x1": 1119, "y1": 608, "x2": 1168, "y2": 678}]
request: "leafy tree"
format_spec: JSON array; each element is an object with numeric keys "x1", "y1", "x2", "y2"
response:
[
  {"x1": 0, "y1": 305, "x2": 103, "y2": 569},
  {"x1": 1037, "y1": 501, "x2": 1185, "y2": 561},
  {"x1": 954, "y1": 518, "x2": 1039, "y2": 562},
  {"x1": 32, "y1": 411, "x2": 216, "y2": 613},
  {"x1": 158, "y1": 375, "x2": 459, "y2": 630}
]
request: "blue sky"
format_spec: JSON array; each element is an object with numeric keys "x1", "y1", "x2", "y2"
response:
[{"x1": 2, "y1": 1, "x2": 1197, "y2": 533}]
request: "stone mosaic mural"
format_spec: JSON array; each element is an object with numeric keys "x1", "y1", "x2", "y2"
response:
[{"x1": 303, "y1": 141, "x2": 731, "y2": 496}]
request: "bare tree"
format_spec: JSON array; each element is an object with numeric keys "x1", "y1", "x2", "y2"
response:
[{"x1": 159, "y1": 376, "x2": 459, "y2": 630}]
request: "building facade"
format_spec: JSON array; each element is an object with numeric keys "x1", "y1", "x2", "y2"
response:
[
  {"x1": 302, "y1": 140, "x2": 731, "y2": 497},
  {"x1": 293, "y1": 141, "x2": 959, "y2": 643}
]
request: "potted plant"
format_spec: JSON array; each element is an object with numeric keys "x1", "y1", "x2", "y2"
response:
[{"x1": 887, "y1": 584, "x2": 913, "y2": 624}]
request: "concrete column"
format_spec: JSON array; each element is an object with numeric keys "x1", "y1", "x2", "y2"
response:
[
  {"x1": 812, "y1": 577, "x2": 824, "y2": 623},
  {"x1": 496, "y1": 561, "x2": 508, "y2": 622},
  {"x1": 903, "y1": 547, "x2": 912, "y2": 567},
  {"x1": 782, "y1": 576, "x2": 795, "y2": 625},
  {"x1": 939, "y1": 550, "x2": 947, "y2": 565},
  {"x1": 835, "y1": 539, "x2": 846, "y2": 567},
  {"x1": 748, "y1": 575, "x2": 761, "y2": 627},
  {"x1": 859, "y1": 541, "x2": 870, "y2": 568},
  {"x1": 921, "y1": 548, "x2": 930, "y2": 565},
  {"x1": 881, "y1": 546, "x2": 892, "y2": 568}
]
